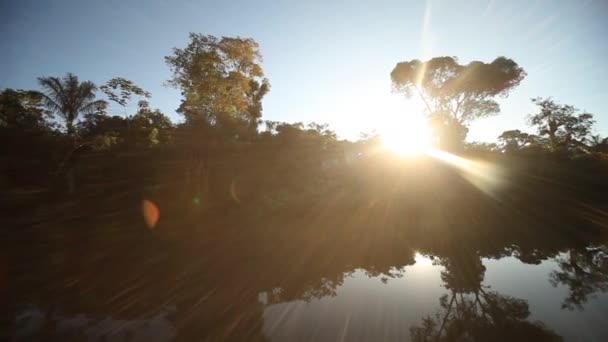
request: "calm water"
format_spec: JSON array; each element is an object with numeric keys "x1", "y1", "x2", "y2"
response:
[
  {"x1": 7, "y1": 225, "x2": 608, "y2": 341},
  {"x1": 5, "y1": 173, "x2": 608, "y2": 341}
]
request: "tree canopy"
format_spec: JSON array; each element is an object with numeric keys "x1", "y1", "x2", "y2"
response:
[
  {"x1": 0, "y1": 89, "x2": 52, "y2": 131},
  {"x1": 528, "y1": 97, "x2": 595, "y2": 152},
  {"x1": 391, "y1": 56, "x2": 526, "y2": 150},
  {"x1": 36, "y1": 73, "x2": 107, "y2": 136},
  {"x1": 100, "y1": 77, "x2": 151, "y2": 109},
  {"x1": 165, "y1": 33, "x2": 270, "y2": 140}
]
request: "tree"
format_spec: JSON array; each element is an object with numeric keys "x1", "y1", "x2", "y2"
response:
[
  {"x1": 497, "y1": 129, "x2": 532, "y2": 152},
  {"x1": 78, "y1": 101, "x2": 173, "y2": 150},
  {"x1": 528, "y1": 97, "x2": 595, "y2": 152},
  {"x1": 589, "y1": 135, "x2": 608, "y2": 153},
  {"x1": 100, "y1": 77, "x2": 151, "y2": 109},
  {"x1": 0, "y1": 89, "x2": 51, "y2": 131},
  {"x1": 391, "y1": 56, "x2": 526, "y2": 151},
  {"x1": 130, "y1": 100, "x2": 173, "y2": 147},
  {"x1": 78, "y1": 113, "x2": 127, "y2": 150},
  {"x1": 0, "y1": 89, "x2": 60, "y2": 187},
  {"x1": 165, "y1": 33, "x2": 270, "y2": 141},
  {"x1": 36, "y1": 73, "x2": 107, "y2": 136}
]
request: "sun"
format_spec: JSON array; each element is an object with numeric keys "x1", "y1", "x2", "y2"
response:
[{"x1": 380, "y1": 114, "x2": 432, "y2": 156}]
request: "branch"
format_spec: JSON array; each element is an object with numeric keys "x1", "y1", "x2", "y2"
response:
[
  {"x1": 414, "y1": 85, "x2": 434, "y2": 115},
  {"x1": 436, "y1": 293, "x2": 456, "y2": 341}
]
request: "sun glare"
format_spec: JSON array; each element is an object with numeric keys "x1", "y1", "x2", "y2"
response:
[{"x1": 380, "y1": 114, "x2": 432, "y2": 156}]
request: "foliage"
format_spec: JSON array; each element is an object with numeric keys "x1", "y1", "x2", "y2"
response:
[
  {"x1": 589, "y1": 135, "x2": 608, "y2": 153},
  {"x1": 130, "y1": 101, "x2": 173, "y2": 147},
  {"x1": 36, "y1": 73, "x2": 107, "y2": 136},
  {"x1": 79, "y1": 101, "x2": 173, "y2": 150},
  {"x1": 0, "y1": 89, "x2": 53, "y2": 131},
  {"x1": 391, "y1": 56, "x2": 526, "y2": 150},
  {"x1": 100, "y1": 77, "x2": 151, "y2": 108},
  {"x1": 528, "y1": 97, "x2": 595, "y2": 152},
  {"x1": 165, "y1": 33, "x2": 270, "y2": 141},
  {"x1": 550, "y1": 246, "x2": 608, "y2": 310},
  {"x1": 496, "y1": 129, "x2": 549, "y2": 153}
]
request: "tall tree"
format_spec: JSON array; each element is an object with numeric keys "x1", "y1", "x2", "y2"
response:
[
  {"x1": 165, "y1": 33, "x2": 270, "y2": 140},
  {"x1": 528, "y1": 97, "x2": 595, "y2": 151},
  {"x1": 391, "y1": 56, "x2": 526, "y2": 151},
  {"x1": 36, "y1": 73, "x2": 107, "y2": 136}
]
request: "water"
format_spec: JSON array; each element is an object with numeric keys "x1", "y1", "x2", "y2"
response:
[
  {"x1": 5, "y1": 181, "x2": 608, "y2": 341},
  {"x1": 262, "y1": 254, "x2": 608, "y2": 341}
]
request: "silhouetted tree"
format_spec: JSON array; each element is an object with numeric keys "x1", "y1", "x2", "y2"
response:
[
  {"x1": 78, "y1": 113, "x2": 126, "y2": 150},
  {"x1": 100, "y1": 77, "x2": 151, "y2": 111},
  {"x1": 391, "y1": 56, "x2": 526, "y2": 151},
  {"x1": 528, "y1": 97, "x2": 595, "y2": 152},
  {"x1": 498, "y1": 129, "x2": 531, "y2": 152},
  {"x1": 36, "y1": 73, "x2": 107, "y2": 136},
  {"x1": 588, "y1": 134, "x2": 608, "y2": 153},
  {"x1": 0, "y1": 89, "x2": 52, "y2": 131}
]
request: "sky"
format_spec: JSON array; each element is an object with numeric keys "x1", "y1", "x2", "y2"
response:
[{"x1": 1, "y1": 0, "x2": 607, "y2": 142}]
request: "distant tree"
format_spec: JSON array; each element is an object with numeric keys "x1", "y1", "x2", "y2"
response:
[
  {"x1": 275, "y1": 122, "x2": 305, "y2": 144},
  {"x1": 130, "y1": 100, "x2": 173, "y2": 147},
  {"x1": 357, "y1": 131, "x2": 383, "y2": 151},
  {"x1": 528, "y1": 97, "x2": 595, "y2": 152},
  {"x1": 588, "y1": 134, "x2": 608, "y2": 153},
  {"x1": 78, "y1": 113, "x2": 127, "y2": 150},
  {"x1": 165, "y1": 33, "x2": 270, "y2": 141},
  {"x1": 465, "y1": 142, "x2": 499, "y2": 154},
  {"x1": 391, "y1": 56, "x2": 526, "y2": 151},
  {"x1": 36, "y1": 73, "x2": 107, "y2": 136},
  {"x1": 0, "y1": 89, "x2": 52, "y2": 131},
  {"x1": 79, "y1": 101, "x2": 173, "y2": 150},
  {"x1": 498, "y1": 129, "x2": 535, "y2": 153},
  {"x1": 306, "y1": 122, "x2": 337, "y2": 145}
]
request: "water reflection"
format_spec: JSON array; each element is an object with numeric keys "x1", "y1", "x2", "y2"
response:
[
  {"x1": 412, "y1": 251, "x2": 561, "y2": 341},
  {"x1": 5, "y1": 177, "x2": 608, "y2": 341},
  {"x1": 549, "y1": 246, "x2": 608, "y2": 310}
]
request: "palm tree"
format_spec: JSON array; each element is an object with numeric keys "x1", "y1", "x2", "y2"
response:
[{"x1": 37, "y1": 73, "x2": 106, "y2": 136}]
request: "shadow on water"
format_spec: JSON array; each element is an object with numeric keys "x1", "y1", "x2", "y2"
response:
[{"x1": 3, "y1": 158, "x2": 608, "y2": 341}]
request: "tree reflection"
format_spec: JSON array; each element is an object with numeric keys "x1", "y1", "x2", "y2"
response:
[
  {"x1": 409, "y1": 290, "x2": 562, "y2": 342},
  {"x1": 412, "y1": 251, "x2": 563, "y2": 342},
  {"x1": 550, "y1": 245, "x2": 608, "y2": 310}
]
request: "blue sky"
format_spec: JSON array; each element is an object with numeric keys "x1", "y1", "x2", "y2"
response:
[{"x1": 1, "y1": 0, "x2": 607, "y2": 142}]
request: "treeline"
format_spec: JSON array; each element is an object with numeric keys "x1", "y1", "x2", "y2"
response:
[
  {"x1": 2, "y1": 33, "x2": 608, "y2": 216},
  {"x1": 467, "y1": 97, "x2": 608, "y2": 156},
  {"x1": 1, "y1": 34, "x2": 353, "y2": 218}
]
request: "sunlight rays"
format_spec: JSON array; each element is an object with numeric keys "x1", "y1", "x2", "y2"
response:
[{"x1": 425, "y1": 148, "x2": 506, "y2": 197}]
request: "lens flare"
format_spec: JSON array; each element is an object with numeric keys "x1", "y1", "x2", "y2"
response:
[{"x1": 142, "y1": 199, "x2": 160, "y2": 229}]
